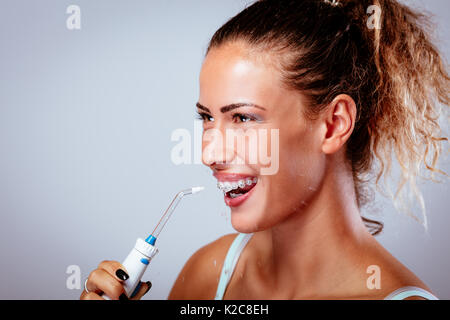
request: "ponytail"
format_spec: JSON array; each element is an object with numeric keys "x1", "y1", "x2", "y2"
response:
[{"x1": 343, "y1": 0, "x2": 449, "y2": 230}]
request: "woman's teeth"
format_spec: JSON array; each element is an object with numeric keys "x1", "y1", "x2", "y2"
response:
[{"x1": 217, "y1": 177, "x2": 258, "y2": 194}]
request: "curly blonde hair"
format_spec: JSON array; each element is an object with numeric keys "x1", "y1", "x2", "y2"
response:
[{"x1": 206, "y1": 0, "x2": 449, "y2": 235}]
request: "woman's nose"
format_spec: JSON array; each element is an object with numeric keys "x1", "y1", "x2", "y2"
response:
[{"x1": 201, "y1": 127, "x2": 236, "y2": 167}]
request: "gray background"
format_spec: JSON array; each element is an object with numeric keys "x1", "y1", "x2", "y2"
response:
[{"x1": 0, "y1": 0, "x2": 448, "y2": 300}]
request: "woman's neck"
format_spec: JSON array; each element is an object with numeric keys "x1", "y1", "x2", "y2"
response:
[{"x1": 255, "y1": 159, "x2": 374, "y2": 298}]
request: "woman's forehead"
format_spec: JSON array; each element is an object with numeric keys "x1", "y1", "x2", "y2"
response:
[{"x1": 199, "y1": 44, "x2": 287, "y2": 110}]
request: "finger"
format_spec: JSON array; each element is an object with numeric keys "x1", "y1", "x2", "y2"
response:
[
  {"x1": 130, "y1": 281, "x2": 152, "y2": 300},
  {"x1": 87, "y1": 268, "x2": 127, "y2": 300},
  {"x1": 80, "y1": 291, "x2": 104, "y2": 300},
  {"x1": 98, "y1": 260, "x2": 129, "y2": 282}
]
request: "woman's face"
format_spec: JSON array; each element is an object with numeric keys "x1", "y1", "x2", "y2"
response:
[{"x1": 198, "y1": 42, "x2": 326, "y2": 233}]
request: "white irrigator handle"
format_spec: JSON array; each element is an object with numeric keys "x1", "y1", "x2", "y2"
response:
[{"x1": 101, "y1": 186, "x2": 204, "y2": 300}]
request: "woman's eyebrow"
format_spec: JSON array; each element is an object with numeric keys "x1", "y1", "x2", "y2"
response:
[
  {"x1": 196, "y1": 102, "x2": 266, "y2": 113},
  {"x1": 196, "y1": 102, "x2": 211, "y2": 113}
]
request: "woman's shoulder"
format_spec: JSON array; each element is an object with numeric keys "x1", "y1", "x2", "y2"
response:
[
  {"x1": 353, "y1": 238, "x2": 435, "y2": 300},
  {"x1": 168, "y1": 233, "x2": 239, "y2": 299}
]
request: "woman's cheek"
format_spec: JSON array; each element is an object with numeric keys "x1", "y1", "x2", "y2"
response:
[{"x1": 241, "y1": 126, "x2": 280, "y2": 176}]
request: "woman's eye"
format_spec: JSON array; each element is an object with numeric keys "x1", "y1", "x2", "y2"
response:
[
  {"x1": 196, "y1": 112, "x2": 214, "y2": 122},
  {"x1": 232, "y1": 113, "x2": 253, "y2": 123}
]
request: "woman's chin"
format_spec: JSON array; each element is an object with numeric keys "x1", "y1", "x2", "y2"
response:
[{"x1": 230, "y1": 212, "x2": 264, "y2": 234}]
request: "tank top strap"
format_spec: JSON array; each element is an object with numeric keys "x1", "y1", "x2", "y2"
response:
[
  {"x1": 214, "y1": 233, "x2": 253, "y2": 300},
  {"x1": 384, "y1": 286, "x2": 439, "y2": 300}
]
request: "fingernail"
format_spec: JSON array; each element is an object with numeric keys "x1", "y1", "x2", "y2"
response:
[
  {"x1": 144, "y1": 281, "x2": 152, "y2": 295},
  {"x1": 116, "y1": 269, "x2": 129, "y2": 281},
  {"x1": 119, "y1": 293, "x2": 128, "y2": 301}
]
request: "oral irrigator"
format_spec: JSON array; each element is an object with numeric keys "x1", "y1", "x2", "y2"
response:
[{"x1": 102, "y1": 186, "x2": 204, "y2": 300}]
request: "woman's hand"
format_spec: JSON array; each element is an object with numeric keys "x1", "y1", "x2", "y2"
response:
[{"x1": 80, "y1": 260, "x2": 152, "y2": 300}]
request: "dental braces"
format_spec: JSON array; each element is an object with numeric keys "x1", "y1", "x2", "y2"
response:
[{"x1": 217, "y1": 177, "x2": 258, "y2": 193}]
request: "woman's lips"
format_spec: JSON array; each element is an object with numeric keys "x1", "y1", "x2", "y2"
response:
[
  {"x1": 224, "y1": 181, "x2": 257, "y2": 207},
  {"x1": 213, "y1": 172, "x2": 258, "y2": 208},
  {"x1": 213, "y1": 172, "x2": 257, "y2": 182}
]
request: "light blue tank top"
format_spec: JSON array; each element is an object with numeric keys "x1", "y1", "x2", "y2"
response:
[{"x1": 214, "y1": 233, "x2": 439, "y2": 300}]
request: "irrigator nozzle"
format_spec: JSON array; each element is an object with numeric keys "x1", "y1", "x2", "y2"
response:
[{"x1": 145, "y1": 186, "x2": 205, "y2": 245}]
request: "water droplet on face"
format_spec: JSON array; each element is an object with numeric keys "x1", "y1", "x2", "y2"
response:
[
  {"x1": 213, "y1": 260, "x2": 217, "y2": 267},
  {"x1": 182, "y1": 276, "x2": 185, "y2": 283}
]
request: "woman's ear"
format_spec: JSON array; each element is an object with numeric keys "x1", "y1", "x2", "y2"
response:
[{"x1": 320, "y1": 94, "x2": 356, "y2": 154}]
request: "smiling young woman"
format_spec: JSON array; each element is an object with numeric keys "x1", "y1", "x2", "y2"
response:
[{"x1": 166, "y1": 0, "x2": 449, "y2": 300}]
